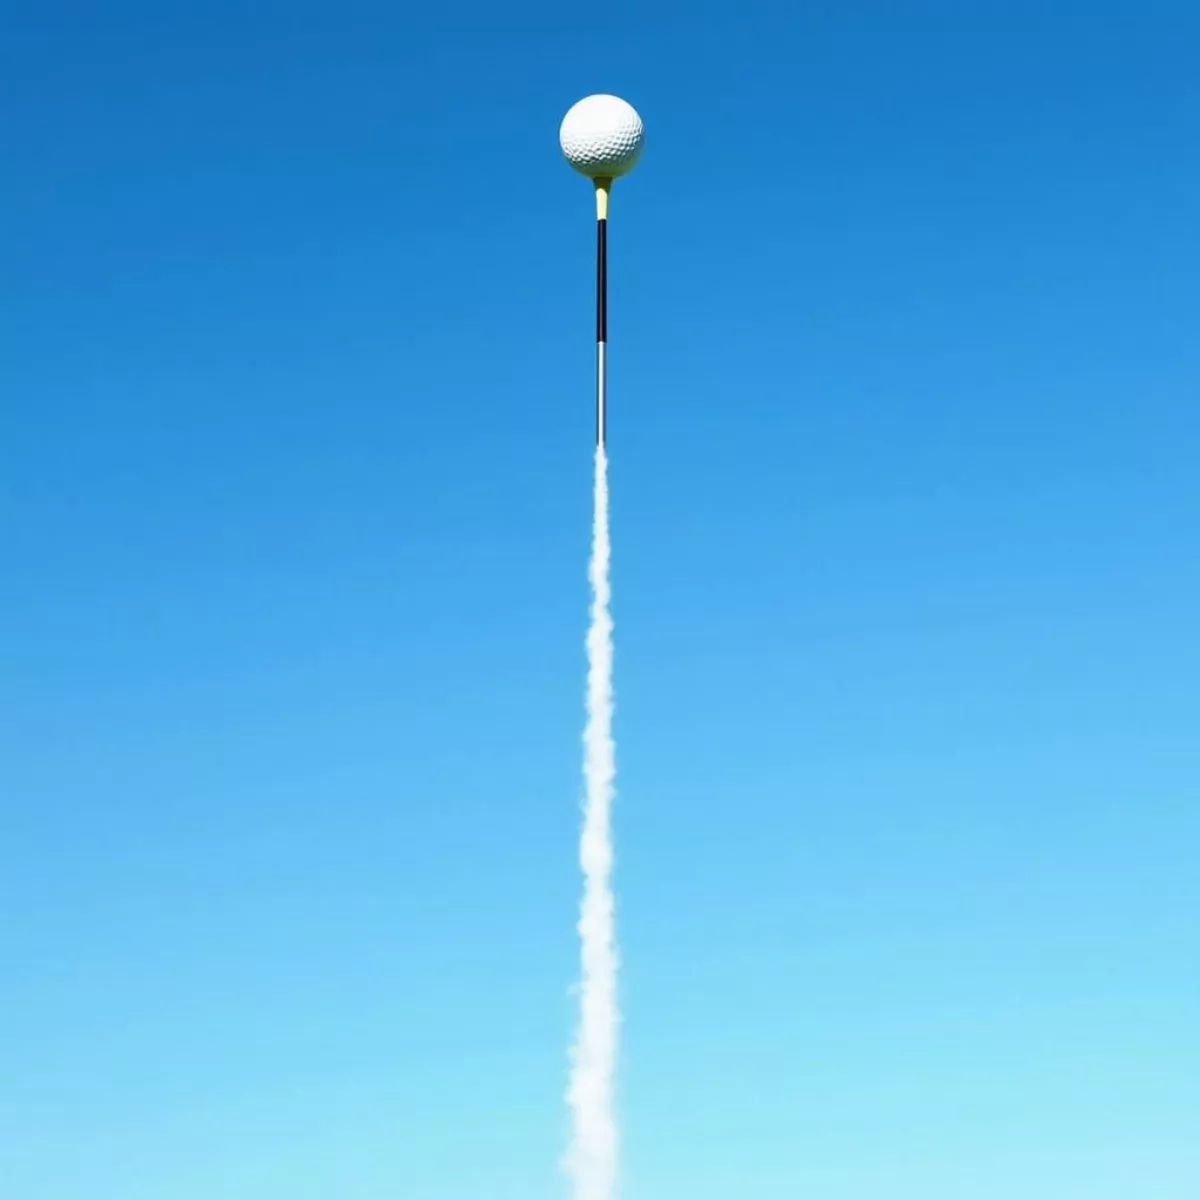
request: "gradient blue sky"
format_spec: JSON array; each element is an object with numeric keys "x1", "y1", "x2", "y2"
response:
[{"x1": 2, "y1": 3, "x2": 1198, "y2": 1197}]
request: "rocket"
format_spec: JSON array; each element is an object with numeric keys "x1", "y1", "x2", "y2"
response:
[{"x1": 558, "y1": 93, "x2": 644, "y2": 450}]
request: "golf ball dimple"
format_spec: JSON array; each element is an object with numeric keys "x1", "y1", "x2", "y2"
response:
[{"x1": 559, "y1": 94, "x2": 645, "y2": 179}]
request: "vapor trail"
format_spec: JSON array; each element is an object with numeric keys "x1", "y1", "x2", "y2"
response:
[{"x1": 566, "y1": 443, "x2": 618, "y2": 1200}]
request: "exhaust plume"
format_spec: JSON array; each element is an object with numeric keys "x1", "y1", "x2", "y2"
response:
[{"x1": 566, "y1": 444, "x2": 619, "y2": 1200}]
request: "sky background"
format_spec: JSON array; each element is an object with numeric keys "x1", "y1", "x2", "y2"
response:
[{"x1": 2, "y1": 2, "x2": 1198, "y2": 1197}]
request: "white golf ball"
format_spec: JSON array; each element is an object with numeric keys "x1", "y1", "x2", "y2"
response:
[{"x1": 559, "y1": 94, "x2": 645, "y2": 179}]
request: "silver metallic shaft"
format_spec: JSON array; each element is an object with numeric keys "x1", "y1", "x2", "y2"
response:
[{"x1": 596, "y1": 341, "x2": 607, "y2": 447}]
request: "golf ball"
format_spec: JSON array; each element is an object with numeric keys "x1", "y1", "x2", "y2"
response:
[{"x1": 559, "y1": 94, "x2": 645, "y2": 179}]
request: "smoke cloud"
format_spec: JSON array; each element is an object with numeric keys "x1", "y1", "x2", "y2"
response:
[{"x1": 566, "y1": 444, "x2": 619, "y2": 1200}]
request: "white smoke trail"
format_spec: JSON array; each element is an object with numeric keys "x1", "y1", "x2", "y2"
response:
[{"x1": 566, "y1": 444, "x2": 618, "y2": 1200}]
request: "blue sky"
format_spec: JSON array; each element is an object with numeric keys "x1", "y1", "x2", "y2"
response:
[{"x1": 2, "y1": 2, "x2": 1198, "y2": 1197}]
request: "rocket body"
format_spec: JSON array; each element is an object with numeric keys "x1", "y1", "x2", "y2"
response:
[{"x1": 596, "y1": 210, "x2": 608, "y2": 447}]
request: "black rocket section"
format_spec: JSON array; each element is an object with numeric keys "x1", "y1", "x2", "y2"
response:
[{"x1": 596, "y1": 217, "x2": 608, "y2": 343}]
